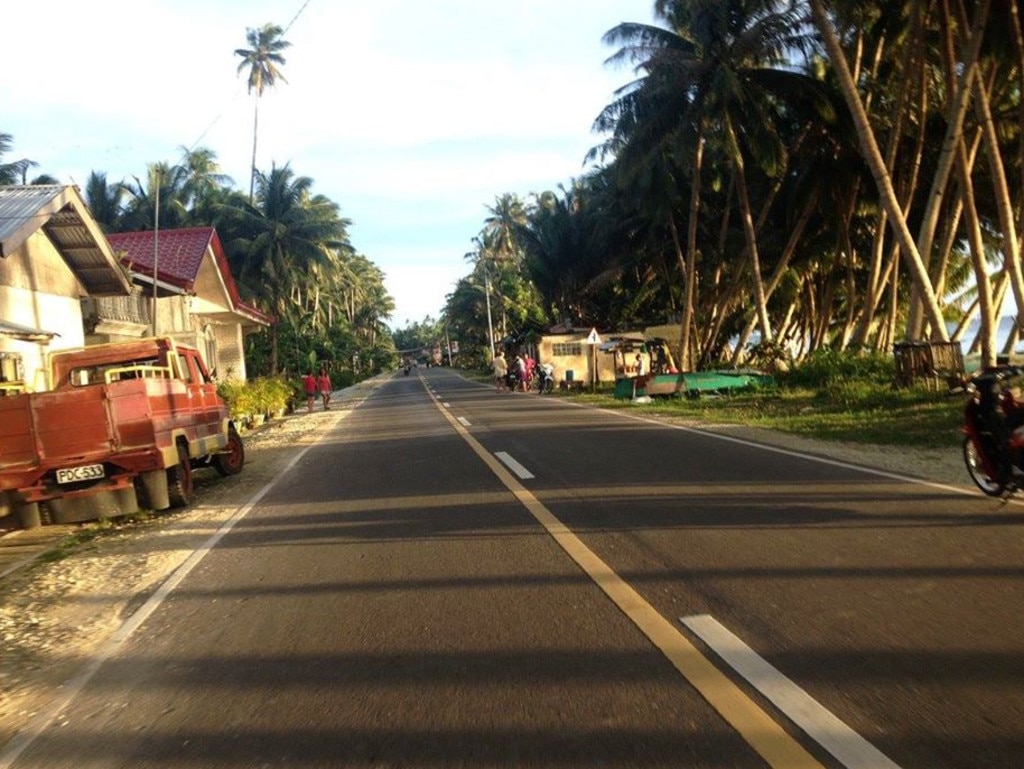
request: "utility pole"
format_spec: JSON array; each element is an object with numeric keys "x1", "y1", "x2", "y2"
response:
[
  {"x1": 484, "y1": 271, "x2": 495, "y2": 360},
  {"x1": 152, "y1": 173, "x2": 160, "y2": 336}
]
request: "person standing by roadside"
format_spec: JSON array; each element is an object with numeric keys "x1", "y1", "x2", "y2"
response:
[
  {"x1": 302, "y1": 370, "x2": 317, "y2": 413},
  {"x1": 318, "y1": 367, "x2": 332, "y2": 410},
  {"x1": 513, "y1": 353, "x2": 527, "y2": 392},
  {"x1": 523, "y1": 353, "x2": 536, "y2": 392},
  {"x1": 492, "y1": 351, "x2": 508, "y2": 392}
]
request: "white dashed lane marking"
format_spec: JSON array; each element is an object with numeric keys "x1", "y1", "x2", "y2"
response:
[{"x1": 495, "y1": 451, "x2": 535, "y2": 479}]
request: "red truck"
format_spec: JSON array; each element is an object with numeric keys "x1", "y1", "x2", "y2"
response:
[{"x1": 0, "y1": 337, "x2": 244, "y2": 529}]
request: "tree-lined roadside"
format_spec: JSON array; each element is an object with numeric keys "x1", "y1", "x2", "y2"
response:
[
  {"x1": 468, "y1": 346, "x2": 964, "y2": 450},
  {"x1": 444, "y1": 1, "x2": 1024, "y2": 376}
]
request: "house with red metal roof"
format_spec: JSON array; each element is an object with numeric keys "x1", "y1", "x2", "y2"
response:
[{"x1": 93, "y1": 227, "x2": 272, "y2": 382}]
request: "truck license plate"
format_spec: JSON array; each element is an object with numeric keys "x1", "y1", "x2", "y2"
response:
[{"x1": 56, "y1": 464, "x2": 105, "y2": 484}]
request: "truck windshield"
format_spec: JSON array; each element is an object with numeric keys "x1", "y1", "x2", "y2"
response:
[{"x1": 67, "y1": 358, "x2": 165, "y2": 386}]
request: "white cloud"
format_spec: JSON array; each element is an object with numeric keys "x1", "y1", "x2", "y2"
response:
[{"x1": 2, "y1": 0, "x2": 651, "y2": 328}]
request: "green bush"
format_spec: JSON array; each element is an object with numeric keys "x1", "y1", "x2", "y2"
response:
[
  {"x1": 217, "y1": 379, "x2": 257, "y2": 421},
  {"x1": 259, "y1": 376, "x2": 292, "y2": 414},
  {"x1": 333, "y1": 369, "x2": 356, "y2": 389},
  {"x1": 218, "y1": 376, "x2": 294, "y2": 420},
  {"x1": 784, "y1": 348, "x2": 895, "y2": 388}
]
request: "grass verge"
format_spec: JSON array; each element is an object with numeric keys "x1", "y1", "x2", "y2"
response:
[{"x1": 567, "y1": 382, "x2": 964, "y2": 447}]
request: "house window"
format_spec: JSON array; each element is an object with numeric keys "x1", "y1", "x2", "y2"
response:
[
  {"x1": 0, "y1": 352, "x2": 24, "y2": 394},
  {"x1": 552, "y1": 343, "x2": 582, "y2": 357},
  {"x1": 202, "y1": 325, "x2": 218, "y2": 378}
]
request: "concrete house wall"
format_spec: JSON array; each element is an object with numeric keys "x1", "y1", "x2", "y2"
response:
[
  {"x1": 534, "y1": 332, "x2": 623, "y2": 385},
  {"x1": 0, "y1": 230, "x2": 88, "y2": 391}
]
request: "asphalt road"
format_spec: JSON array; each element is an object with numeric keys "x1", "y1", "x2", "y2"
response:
[{"x1": 3, "y1": 368, "x2": 1023, "y2": 768}]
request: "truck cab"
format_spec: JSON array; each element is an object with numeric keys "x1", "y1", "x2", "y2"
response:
[{"x1": 0, "y1": 337, "x2": 244, "y2": 529}]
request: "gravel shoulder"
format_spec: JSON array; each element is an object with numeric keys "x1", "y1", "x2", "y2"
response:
[{"x1": 0, "y1": 377, "x2": 970, "y2": 745}]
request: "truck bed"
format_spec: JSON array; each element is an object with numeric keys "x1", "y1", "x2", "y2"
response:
[{"x1": 0, "y1": 388, "x2": 115, "y2": 473}]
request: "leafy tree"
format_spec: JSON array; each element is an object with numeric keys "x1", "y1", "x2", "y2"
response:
[{"x1": 393, "y1": 317, "x2": 444, "y2": 362}]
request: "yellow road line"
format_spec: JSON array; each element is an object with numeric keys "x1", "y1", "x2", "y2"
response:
[{"x1": 429, "y1": 388, "x2": 824, "y2": 769}]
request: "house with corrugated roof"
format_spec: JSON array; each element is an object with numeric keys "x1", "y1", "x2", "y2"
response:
[
  {"x1": 94, "y1": 227, "x2": 272, "y2": 382},
  {"x1": 0, "y1": 185, "x2": 132, "y2": 391}
]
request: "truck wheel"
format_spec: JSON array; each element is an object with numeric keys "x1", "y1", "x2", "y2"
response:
[
  {"x1": 15, "y1": 501, "x2": 42, "y2": 529},
  {"x1": 167, "y1": 443, "x2": 194, "y2": 508},
  {"x1": 212, "y1": 425, "x2": 245, "y2": 477},
  {"x1": 138, "y1": 469, "x2": 171, "y2": 511}
]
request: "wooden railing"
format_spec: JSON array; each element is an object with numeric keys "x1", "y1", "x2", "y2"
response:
[{"x1": 893, "y1": 341, "x2": 965, "y2": 391}]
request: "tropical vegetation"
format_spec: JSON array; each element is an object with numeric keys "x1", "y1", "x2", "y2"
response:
[
  {"x1": 1, "y1": 137, "x2": 397, "y2": 382},
  {"x1": 443, "y1": 0, "x2": 1024, "y2": 377},
  {"x1": 5, "y1": 1, "x2": 1024, "y2": 397},
  {"x1": 2, "y1": 18, "x2": 397, "y2": 390}
]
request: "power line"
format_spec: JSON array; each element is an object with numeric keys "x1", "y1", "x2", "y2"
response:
[
  {"x1": 283, "y1": 0, "x2": 313, "y2": 33},
  {"x1": 186, "y1": 0, "x2": 314, "y2": 154}
]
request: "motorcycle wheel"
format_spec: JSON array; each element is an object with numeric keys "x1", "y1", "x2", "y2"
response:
[{"x1": 963, "y1": 436, "x2": 1005, "y2": 496}]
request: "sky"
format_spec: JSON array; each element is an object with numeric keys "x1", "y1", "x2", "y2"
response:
[{"x1": 2, "y1": 0, "x2": 655, "y2": 330}]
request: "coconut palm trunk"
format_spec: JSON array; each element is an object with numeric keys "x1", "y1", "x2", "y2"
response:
[
  {"x1": 249, "y1": 97, "x2": 260, "y2": 202},
  {"x1": 810, "y1": 0, "x2": 949, "y2": 342},
  {"x1": 724, "y1": 114, "x2": 774, "y2": 349}
]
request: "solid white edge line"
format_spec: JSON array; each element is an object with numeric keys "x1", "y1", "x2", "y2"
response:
[
  {"x1": 607, "y1": 407, "x2": 986, "y2": 499},
  {"x1": 495, "y1": 451, "x2": 536, "y2": 479},
  {"x1": 464, "y1": 377, "x2": 972, "y2": 498},
  {"x1": 681, "y1": 614, "x2": 902, "y2": 769},
  {"x1": 0, "y1": 399, "x2": 367, "y2": 769}
]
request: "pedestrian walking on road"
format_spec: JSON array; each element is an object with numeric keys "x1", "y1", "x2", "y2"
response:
[
  {"x1": 318, "y1": 367, "x2": 332, "y2": 410},
  {"x1": 302, "y1": 370, "x2": 317, "y2": 413}
]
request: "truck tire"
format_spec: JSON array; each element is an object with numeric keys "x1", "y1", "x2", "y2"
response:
[
  {"x1": 212, "y1": 425, "x2": 245, "y2": 477},
  {"x1": 48, "y1": 488, "x2": 138, "y2": 524},
  {"x1": 15, "y1": 501, "x2": 41, "y2": 529},
  {"x1": 138, "y1": 469, "x2": 171, "y2": 511},
  {"x1": 167, "y1": 443, "x2": 194, "y2": 508}
]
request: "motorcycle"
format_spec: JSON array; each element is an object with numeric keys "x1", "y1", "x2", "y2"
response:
[
  {"x1": 535, "y1": 365, "x2": 555, "y2": 394},
  {"x1": 962, "y1": 365, "x2": 1024, "y2": 496}
]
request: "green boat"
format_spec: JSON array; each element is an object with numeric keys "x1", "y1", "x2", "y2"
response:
[
  {"x1": 603, "y1": 337, "x2": 773, "y2": 399},
  {"x1": 614, "y1": 369, "x2": 773, "y2": 399}
]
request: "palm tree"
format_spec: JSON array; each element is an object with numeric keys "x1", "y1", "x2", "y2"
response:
[
  {"x1": 0, "y1": 132, "x2": 13, "y2": 184},
  {"x1": 483, "y1": 194, "x2": 527, "y2": 264},
  {"x1": 117, "y1": 162, "x2": 190, "y2": 232},
  {"x1": 600, "y1": 0, "x2": 828, "y2": 358},
  {"x1": 83, "y1": 171, "x2": 125, "y2": 232},
  {"x1": 0, "y1": 132, "x2": 39, "y2": 186},
  {"x1": 234, "y1": 23, "x2": 290, "y2": 202},
  {"x1": 178, "y1": 146, "x2": 233, "y2": 211},
  {"x1": 808, "y1": 0, "x2": 950, "y2": 342},
  {"x1": 222, "y1": 163, "x2": 351, "y2": 373},
  {"x1": 515, "y1": 185, "x2": 605, "y2": 328}
]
